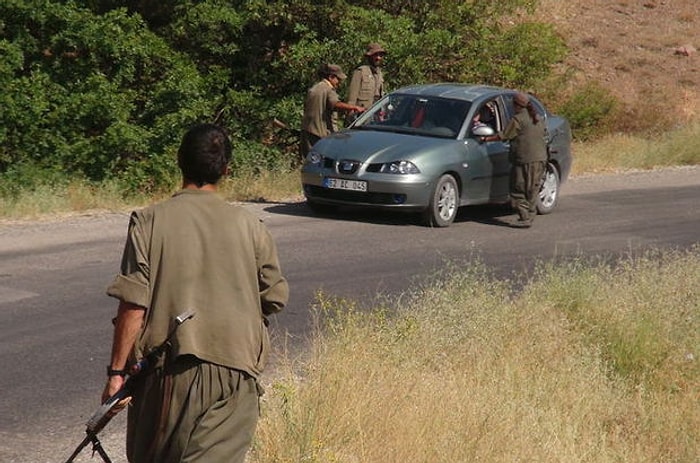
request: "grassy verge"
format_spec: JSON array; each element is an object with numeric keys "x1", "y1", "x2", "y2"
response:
[
  {"x1": 218, "y1": 169, "x2": 303, "y2": 204},
  {"x1": 0, "y1": 169, "x2": 302, "y2": 221},
  {"x1": 0, "y1": 178, "x2": 145, "y2": 220},
  {"x1": 253, "y1": 248, "x2": 699, "y2": 463},
  {"x1": 570, "y1": 122, "x2": 700, "y2": 175}
]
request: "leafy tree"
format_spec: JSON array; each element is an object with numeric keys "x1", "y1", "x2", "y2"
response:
[
  {"x1": 0, "y1": 1, "x2": 214, "y2": 190},
  {"x1": 0, "y1": 0, "x2": 570, "y2": 195}
]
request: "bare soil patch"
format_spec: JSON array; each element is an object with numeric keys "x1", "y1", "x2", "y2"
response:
[{"x1": 537, "y1": 0, "x2": 699, "y2": 126}]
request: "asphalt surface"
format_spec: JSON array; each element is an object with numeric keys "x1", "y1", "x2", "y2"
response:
[{"x1": 0, "y1": 166, "x2": 698, "y2": 462}]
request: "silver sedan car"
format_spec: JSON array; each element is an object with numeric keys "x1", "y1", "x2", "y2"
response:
[{"x1": 301, "y1": 84, "x2": 572, "y2": 227}]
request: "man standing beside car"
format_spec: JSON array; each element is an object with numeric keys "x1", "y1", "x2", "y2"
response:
[
  {"x1": 300, "y1": 63, "x2": 365, "y2": 163},
  {"x1": 481, "y1": 92, "x2": 547, "y2": 228},
  {"x1": 347, "y1": 43, "x2": 387, "y2": 114}
]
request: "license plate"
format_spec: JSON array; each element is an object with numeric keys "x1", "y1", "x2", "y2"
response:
[{"x1": 323, "y1": 177, "x2": 367, "y2": 192}]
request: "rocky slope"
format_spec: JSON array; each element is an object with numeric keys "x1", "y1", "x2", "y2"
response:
[{"x1": 538, "y1": 0, "x2": 698, "y2": 126}]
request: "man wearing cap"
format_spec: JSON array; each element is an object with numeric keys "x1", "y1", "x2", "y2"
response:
[
  {"x1": 347, "y1": 42, "x2": 387, "y2": 112},
  {"x1": 481, "y1": 92, "x2": 547, "y2": 228},
  {"x1": 300, "y1": 63, "x2": 365, "y2": 162}
]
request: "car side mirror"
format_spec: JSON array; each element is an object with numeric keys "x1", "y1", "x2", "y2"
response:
[{"x1": 472, "y1": 125, "x2": 495, "y2": 137}]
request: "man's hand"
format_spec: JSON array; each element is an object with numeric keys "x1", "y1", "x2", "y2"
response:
[
  {"x1": 102, "y1": 301, "x2": 144, "y2": 409},
  {"x1": 101, "y1": 375, "x2": 131, "y2": 415}
]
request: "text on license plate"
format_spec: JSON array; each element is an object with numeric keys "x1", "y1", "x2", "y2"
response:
[{"x1": 323, "y1": 177, "x2": 367, "y2": 192}]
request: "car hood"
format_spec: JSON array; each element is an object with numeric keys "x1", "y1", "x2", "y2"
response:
[{"x1": 314, "y1": 129, "x2": 454, "y2": 163}]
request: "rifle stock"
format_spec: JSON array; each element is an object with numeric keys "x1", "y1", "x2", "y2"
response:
[
  {"x1": 63, "y1": 310, "x2": 195, "y2": 463},
  {"x1": 273, "y1": 118, "x2": 301, "y2": 136}
]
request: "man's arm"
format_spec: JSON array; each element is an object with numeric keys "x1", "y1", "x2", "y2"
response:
[
  {"x1": 256, "y1": 223, "x2": 289, "y2": 316},
  {"x1": 334, "y1": 100, "x2": 365, "y2": 114},
  {"x1": 101, "y1": 301, "x2": 145, "y2": 402}
]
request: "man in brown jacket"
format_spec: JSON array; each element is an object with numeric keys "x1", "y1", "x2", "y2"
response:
[
  {"x1": 103, "y1": 123, "x2": 289, "y2": 462},
  {"x1": 347, "y1": 43, "x2": 387, "y2": 111},
  {"x1": 300, "y1": 63, "x2": 365, "y2": 162}
]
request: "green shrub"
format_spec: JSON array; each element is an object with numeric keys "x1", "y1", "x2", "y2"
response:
[
  {"x1": 231, "y1": 139, "x2": 296, "y2": 175},
  {"x1": 0, "y1": 1, "x2": 214, "y2": 192},
  {"x1": 3, "y1": 0, "x2": 673, "y2": 206},
  {"x1": 558, "y1": 82, "x2": 619, "y2": 141}
]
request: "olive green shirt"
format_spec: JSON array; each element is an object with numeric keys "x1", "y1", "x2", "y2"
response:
[
  {"x1": 301, "y1": 79, "x2": 340, "y2": 138},
  {"x1": 499, "y1": 108, "x2": 547, "y2": 164},
  {"x1": 107, "y1": 189, "x2": 289, "y2": 377},
  {"x1": 347, "y1": 64, "x2": 384, "y2": 109}
]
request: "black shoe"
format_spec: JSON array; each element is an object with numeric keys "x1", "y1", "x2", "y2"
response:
[{"x1": 512, "y1": 218, "x2": 533, "y2": 228}]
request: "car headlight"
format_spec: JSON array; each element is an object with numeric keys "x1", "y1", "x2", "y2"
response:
[
  {"x1": 307, "y1": 150, "x2": 323, "y2": 165},
  {"x1": 379, "y1": 160, "x2": 420, "y2": 174}
]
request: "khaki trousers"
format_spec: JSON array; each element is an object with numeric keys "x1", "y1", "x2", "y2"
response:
[
  {"x1": 510, "y1": 161, "x2": 546, "y2": 222},
  {"x1": 127, "y1": 355, "x2": 260, "y2": 463}
]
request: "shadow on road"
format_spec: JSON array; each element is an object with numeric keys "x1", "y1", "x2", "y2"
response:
[{"x1": 259, "y1": 199, "x2": 517, "y2": 228}]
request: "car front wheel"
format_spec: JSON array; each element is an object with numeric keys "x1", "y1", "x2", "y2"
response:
[
  {"x1": 423, "y1": 174, "x2": 459, "y2": 227},
  {"x1": 537, "y1": 163, "x2": 560, "y2": 215}
]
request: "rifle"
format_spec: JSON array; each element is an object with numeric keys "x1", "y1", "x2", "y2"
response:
[
  {"x1": 64, "y1": 310, "x2": 195, "y2": 463},
  {"x1": 272, "y1": 118, "x2": 301, "y2": 137}
]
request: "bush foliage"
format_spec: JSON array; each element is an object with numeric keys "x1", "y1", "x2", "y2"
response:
[{"x1": 1, "y1": 0, "x2": 570, "y2": 194}]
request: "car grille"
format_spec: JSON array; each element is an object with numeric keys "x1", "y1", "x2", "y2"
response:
[
  {"x1": 321, "y1": 158, "x2": 364, "y2": 173},
  {"x1": 338, "y1": 159, "x2": 361, "y2": 174},
  {"x1": 305, "y1": 185, "x2": 402, "y2": 205}
]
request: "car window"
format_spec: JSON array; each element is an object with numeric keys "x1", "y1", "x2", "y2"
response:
[
  {"x1": 353, "y1": 94, "x2": 471, "y2": 139},
  {"x1": 470, "y1": 99, "x2": 502, "y2": 135}
]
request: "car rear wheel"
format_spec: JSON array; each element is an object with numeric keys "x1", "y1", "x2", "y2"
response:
[
  {"x1": 537, "y1": 163, "x2": 560, "y2": 215},
  {"x1": 423, "y1": 174, "x2": 459, "y2": 227}
]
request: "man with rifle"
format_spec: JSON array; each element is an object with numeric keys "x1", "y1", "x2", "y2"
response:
[
  {"x1": 101, "y1": 123, "x2": 289, "y2": 462},
  {"x1": 65, "y1": 311, "x2": 194, "y2": 463}
]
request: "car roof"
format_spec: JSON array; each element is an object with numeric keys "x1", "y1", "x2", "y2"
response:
[{"x1": 391, "y1": 83, "x2": 511, "y2": 102}]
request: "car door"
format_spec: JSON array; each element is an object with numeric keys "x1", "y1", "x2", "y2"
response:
[{"x1": 463, "y1": 97, "x2": 510, "y2": 203}]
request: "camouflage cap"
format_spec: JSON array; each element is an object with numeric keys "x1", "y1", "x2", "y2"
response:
[
  {"x1": 365, "y1": 42, "x2": 387, "y2": 56},
  {"x1": 326, "y1": 63, "x2": 347, "y2": 80}
]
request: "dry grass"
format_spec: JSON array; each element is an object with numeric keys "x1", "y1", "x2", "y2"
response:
[
  {"x1": 252, "y1": 249, "x2": 700, "y2": 463},
  {"x1": 571, "y1": 121, "x2": 700, "y2": 174},
  {"x1": 0, "y1": 179, "x2": 139, "y2": 220},
  {"x1": 218, "y1": 170, "x2": 304, "y2": 204},
  {"x1": 0, "y1": 171, "x2": 304, "y2": 221}
]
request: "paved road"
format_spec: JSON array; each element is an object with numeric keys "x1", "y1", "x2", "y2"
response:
[{"x1": 0, "y1": 166, "x2": 698, "y2": 462}]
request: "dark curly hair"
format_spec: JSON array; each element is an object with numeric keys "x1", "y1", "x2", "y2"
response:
[{"x1": 177, "y1": 123, "x2": 232, "y2": 187}]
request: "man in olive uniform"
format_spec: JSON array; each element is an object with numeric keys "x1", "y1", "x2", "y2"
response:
[
  {"x1": 347, "y1": 42, "x2": 387, "y2": 112},
  {"x1": 300, "y1": 63, "x2": 365, "y2": 162},
  {"x1": 102, "y1": 123, "x2": 289, "y2": 462},
  {"x1": 482, "y1": 92, "x2": 547, "y2": 227}
]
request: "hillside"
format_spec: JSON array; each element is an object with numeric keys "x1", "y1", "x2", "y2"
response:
[{"x1": 537, "y1": 0, "x2": 699, "y2": 127}]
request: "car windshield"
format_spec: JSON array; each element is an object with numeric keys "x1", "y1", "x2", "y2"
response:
[{"x1": 352, "y1": 94, "x2": 471, "y2": 139}]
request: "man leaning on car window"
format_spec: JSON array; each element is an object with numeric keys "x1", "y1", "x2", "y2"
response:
[{"x1": 481, "y1": 92, "x2": 547, "y2": 228}]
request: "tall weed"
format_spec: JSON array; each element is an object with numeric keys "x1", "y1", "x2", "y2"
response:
[
  {"x1": 571, "y1": 122, "x2": 700, "y2": 175},
  {"x1": 253, "y1": 250, "x2": 700, "y2": 463}
]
